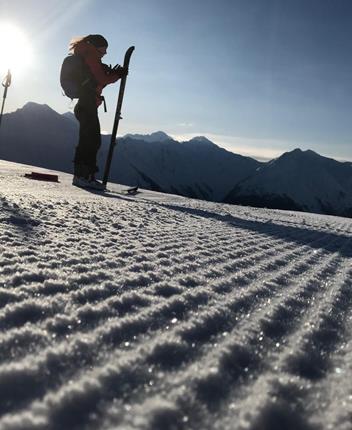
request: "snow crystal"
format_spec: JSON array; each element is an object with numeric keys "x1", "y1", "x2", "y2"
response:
[{"x1": 0, "y1": 160, "x2": 351, "y2": 429}]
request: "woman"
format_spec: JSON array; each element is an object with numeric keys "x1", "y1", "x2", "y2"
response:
[{"x1": 69, "y1": 34, "x2": 127, "y2": 190}]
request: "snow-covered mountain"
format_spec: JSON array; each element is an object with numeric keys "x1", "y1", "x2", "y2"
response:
[
  {"x1": 124, "y1": 131, "x2": 171, "y2": 142},
  {"x1": 0, "y1": 102, "x2": 78, "y2": 172},
  {"x1": 0, "y1": 102, "x2": 260, "y2": 201},
  {"x1": 0, "y1": 159, "x2": 351, "y2": 430},
  {"x1": 225, "y1": 148, "x2": 352, "y2": 217},
  {"x1": 1, "y1": 102, "x2": 351, "y2": 217},
  {"x1": 113, "y1": 134, "x2": 260, "y2": 201}
]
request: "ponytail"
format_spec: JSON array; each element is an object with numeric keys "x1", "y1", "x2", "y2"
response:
[{"x1": 68, "y1": 36, "x2": 87, "y2": 53}]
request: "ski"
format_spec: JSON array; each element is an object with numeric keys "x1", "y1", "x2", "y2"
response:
[
  {"x1": 102, "y1": 46, "x2": 135, "y2": 187},
  {"x1": 72, "y1": 181, "x2": 139, "y2": 195},
  {"x1": 105, "y1": 185, "x2": 139, "y2": 196}
]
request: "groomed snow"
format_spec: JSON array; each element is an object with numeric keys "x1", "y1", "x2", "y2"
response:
[{"x1": 0, "y1": 160, "x2": 351, "y2": 430}]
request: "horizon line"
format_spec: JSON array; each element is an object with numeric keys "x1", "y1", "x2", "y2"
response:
[{"x1": 7, "y1": 101, "x2": 352, "y2": 164}]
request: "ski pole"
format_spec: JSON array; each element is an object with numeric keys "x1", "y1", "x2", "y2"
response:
[
  {"x1": 103, "y1": 46, "x2": 135, "y2": 187},
  {"x1": 0, "y1": 70, "x2": 12, "y2": 131}
]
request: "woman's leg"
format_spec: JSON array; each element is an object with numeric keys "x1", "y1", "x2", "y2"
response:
[{"x1": 73, "y1": 95, "x2": 101, "y2": 178}]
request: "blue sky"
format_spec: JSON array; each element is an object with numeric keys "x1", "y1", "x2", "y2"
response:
[{"x1": 0, "y1": 0, "x2": 351, "y2": 161}]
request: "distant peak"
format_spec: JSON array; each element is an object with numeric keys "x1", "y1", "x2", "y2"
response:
[
  {"x1": 151, "y1": 131, "x2": 170, "y2": 139},
  {"x1": 124, "y1": 131, "x2": 172, "y2": 142},
  {"x1": 189, "y1": 136, "x2": 214, "y2": 145},
  {"x1": 278, "y1": 148, "x2": 305, "y2": 160},
  {"x1": 190, "y1": 136, "x2": 213, "y2": 143},
  {"x1": 22, "y1": 102, "x2": 52, "y2": 111},
  {"x1": 271, "y1": 147, "x2": 325, "y2": 168},
  {"x1": 190, "y1": 136, "x2": 211, "y2": 142},
  {"x1": 283, "y1": 148, "x2": 320, "y2": 159},
  {"x1": 22, "y1": 101, "x2": 39, "y2": 109}
]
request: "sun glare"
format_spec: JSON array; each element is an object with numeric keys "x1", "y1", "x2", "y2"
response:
[{"x1": 0, "y1": 23, "x2": 33, "y2": 78}]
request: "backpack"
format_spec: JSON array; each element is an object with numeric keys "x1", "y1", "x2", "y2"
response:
[{"x1": 60, "y1": 54, "x2": 94, "y2": 99}]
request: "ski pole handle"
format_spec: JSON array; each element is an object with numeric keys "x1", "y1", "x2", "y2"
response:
[{"x1": 2, "y1": 70, "x2": 12, "y2": 88}]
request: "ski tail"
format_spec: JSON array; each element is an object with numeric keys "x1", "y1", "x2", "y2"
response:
[{"x1": 125, "y1": 185, "x2": 138, "y2": 194}]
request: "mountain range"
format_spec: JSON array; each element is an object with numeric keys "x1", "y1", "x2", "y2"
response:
[
  {"x1": 225, "y1": 148, "x2": 352, "y2": 217},
  {"x1": 0, "y1": 102, "x2": 351, "y2": 217}
]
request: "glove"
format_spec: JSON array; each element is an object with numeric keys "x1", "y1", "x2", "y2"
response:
[
  {"x1": 102, "y1": 63, "x2": 111, "y2": 73},
  {"x1": 112, "y1": 65, "x2": 128, "y2": 78}
]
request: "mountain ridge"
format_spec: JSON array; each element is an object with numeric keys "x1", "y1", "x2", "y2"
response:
[
  {"x1": 0, "y1": 102, "x2": 351, "y2": 217},
  {"x1": 225, "y1": 146, "x2": 352, "y2": 217}
]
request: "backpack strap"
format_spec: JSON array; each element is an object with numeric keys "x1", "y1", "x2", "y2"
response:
[{"x1": 101, "y1": 96, "x2": 107, "y2": 112}]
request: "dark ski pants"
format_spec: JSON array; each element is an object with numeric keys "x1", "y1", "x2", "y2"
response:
[{"x1": 74, "y1": 93, "x2": 101, "y2": 178}]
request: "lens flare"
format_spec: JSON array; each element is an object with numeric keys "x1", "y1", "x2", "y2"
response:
[{"x1": 0, "y1": 22, "x2": 33, "y2": 78}]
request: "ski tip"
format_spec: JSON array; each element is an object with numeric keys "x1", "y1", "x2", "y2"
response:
[{"x1": 125, "y1": 46, "x2": 135, "y2": 62}]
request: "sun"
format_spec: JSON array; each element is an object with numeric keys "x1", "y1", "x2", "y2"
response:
[{"x1": 0, "y1": 22, "x2": 33, "y2": 78}]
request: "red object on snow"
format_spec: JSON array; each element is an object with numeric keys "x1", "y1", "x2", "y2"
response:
[{"x1": 24, "y1": 172, "x2": 59, "y2": 182}]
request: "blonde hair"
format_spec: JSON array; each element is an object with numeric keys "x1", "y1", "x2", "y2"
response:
[{"x1": 68, "y1": 36, "x2": 87, "y2": 53}]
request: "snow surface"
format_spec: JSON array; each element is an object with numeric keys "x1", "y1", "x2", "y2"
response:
[{"x1": 0, "y1": 160, "x2": 352, "y2": 430}]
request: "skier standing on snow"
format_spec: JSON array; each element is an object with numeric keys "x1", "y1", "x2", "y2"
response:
[{"x1": 66, "y1": 35, "x2": 127, "y2": 190}]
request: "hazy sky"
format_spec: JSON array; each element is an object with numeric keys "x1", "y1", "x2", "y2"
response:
[{"x1": 0, "y1": 0, "x2": 351, "y2": 161}]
